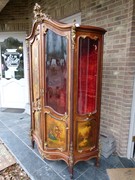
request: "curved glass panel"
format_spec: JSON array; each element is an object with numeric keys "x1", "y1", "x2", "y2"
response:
[
  {"x1": 45, "y1": 29, "x2": 67, "y2": 114},
  {"x1": 77, "y1": 37, "x2": 98, "y2": 114}
]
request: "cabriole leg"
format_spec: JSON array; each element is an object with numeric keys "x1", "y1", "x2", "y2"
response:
[
  {"x1": 31, "y1": 139, "x2": 35, "y2": 148},
  {"x1": 69, "y1": 166, "x2": 73, "y2": 179},
  {"x1": 96, "y1": 156, "x2": 100, "y2": 167}
]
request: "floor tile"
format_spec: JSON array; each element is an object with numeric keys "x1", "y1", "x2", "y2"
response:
[
  {"x1": 103, "y1": 154, "x2": 122, "y2": 167},
  {"x1": 76, "y1": 174, "x2": 88, "y2": 180},
  {"x1": 60, "y1": 167, "x2": 81, "y2": 180},
  {"x1": 96, "y1": 157, "x2": 114, "y2": 173},
  {"x1": 74, "y1": 161, "x2": 90, "y2": 173},
  {"x1": 95, "y1": 169, "x2": 110, "y2": 180},
  {"x1": 33, "y1": 165, "x2": 63, "y2": 180},
  {"x1": 20, "y1": 150, "x2": 47, "y2": 175},
  {"x1": 78, "y1": 166, "x2": 110, "y2": 180},
  {"x1": 87, "y1": 158, "x2": 96, "y2": 166},
  {"x1": 44, "y1": 160, "x2": 68, "y2": 173},
  {"x1": 80, "y1": 166, "x2": 96, "y2": 180},
  {"x1": 119, "y1": 157, "x2": 135, "y2": 168}
]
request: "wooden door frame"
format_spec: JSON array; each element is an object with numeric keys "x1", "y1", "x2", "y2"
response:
[
  {"x1": 127, "y1": 76, "x2": 135, "y2": 158},
  {"x1": 0, "y1": 31, "x2": 29, "y2": 109}
]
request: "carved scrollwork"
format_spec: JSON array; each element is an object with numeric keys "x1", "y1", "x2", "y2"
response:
[
  {"x1": 35, "y1": 27, "x2": 40, "y2": 36},
  {"x1": 57, "y1": 148, "x2": 64, "y2": 152},
  {"x1": 41, "y1": 151, "x2": 50, "y2": 159},
  {"x1": 78, "y1": 149, "x2": 83, "y2": 153},
  {"x1": 81, "y1": 35, "x2": 98, "y2": 40},
  {"x1": 40, "y1": 88, "x2": 44, "y2": 96},
  {"x1": 44, "y1": 141, "x2": 48, "y2": 148},
  {"x1": 93, "y1": 36, "x2": 98, "y2": 40},
  {"x1": 32, "y1": 97, "x2": 41, "y2": 112},
  {"x1": 61, "y1": 112, "x2": 68, "y2": 121},
  {"x1": 45, "y1": 111, "x2": 68, "y2": 122},
  {"x1": 71, "y1": 23, "x2": 76, "y2": 49},
  {"x1": 30, "y1": 129, "x2": 33, "y2": 136},
  {"x1": 33, "y1": 3, "x2": 50, "y2": 22},
  {"x1": 42, "y1": 24, "x2": 47, "y2": 34},
  {"x1": 78, "y1": 145, "x2": 96, "y2": 153},
  {"x1": 90, "y1": 145, "x2": 96, "y2": 151},
  {"x1": 69, "y1": 142, "x2": 74, "y2": 166},
  {"x1": 44, "y1": 141, "x2": 65, "y2": 152}
]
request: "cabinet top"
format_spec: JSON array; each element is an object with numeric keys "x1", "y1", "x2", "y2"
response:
[
  {"x1": 26, "y1": 3, "x2": 106, "y2": 40},
  {"x1": 74, "y1": 25, "x2": 106, "y2": 34}
]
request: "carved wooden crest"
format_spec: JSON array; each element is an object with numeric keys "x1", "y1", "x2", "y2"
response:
[{"x1": 33, "y1": 3, "x2": 50, "y2": 22}]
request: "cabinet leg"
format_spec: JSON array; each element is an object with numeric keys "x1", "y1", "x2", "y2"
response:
[
  {"x1": 31, "y1": 139, "x2": 35, "y2": 149},
  {"x1": 96, "y1": 156, "x2": 99, "y2": 167},
  {"x1": 69, "y1": 166, "x2": 73, "y2": 179}
]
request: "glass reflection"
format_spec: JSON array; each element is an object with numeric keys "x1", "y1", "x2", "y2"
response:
[
  {"x1": 78, "y1": 37, "x2": 98, "y2": 114},
  {"x1": 45, "y1": 29, "x2": 67, "y2": 114}
]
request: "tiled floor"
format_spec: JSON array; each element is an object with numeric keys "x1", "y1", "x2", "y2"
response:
[{"x1": 0, "y1": 110, "x2": 135, "y2": 180}]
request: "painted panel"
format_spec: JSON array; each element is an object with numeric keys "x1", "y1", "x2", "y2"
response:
[
  {"x1": 46, "y1": 114, "x2": 67, "y2": 151},
  {"x1": 77, "y1": 120, "x2": 97, "y2": 151},
  {"x1": 34, "y1": 111, "x2": 41, "y2": 138}
]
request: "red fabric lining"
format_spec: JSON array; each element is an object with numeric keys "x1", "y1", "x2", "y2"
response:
[{"x1": 78, "y1": 37, "x2": 98, "y2": 114}]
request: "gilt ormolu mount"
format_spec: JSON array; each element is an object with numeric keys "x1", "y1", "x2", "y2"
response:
[{"x1": 26, "y1": 3, "x2": 106, "y2": 177}]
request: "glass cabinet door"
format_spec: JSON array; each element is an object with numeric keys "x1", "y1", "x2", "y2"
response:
[
  {"x1": 77, "y1": 37, "x2": 98, "y2": 114},
  {"x1": 45, "y1": 29, "x2": 67, "y2": 114}
]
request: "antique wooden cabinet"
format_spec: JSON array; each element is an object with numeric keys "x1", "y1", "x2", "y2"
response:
[{"x1": 26, "y1": 3, "x2": 106, "y2": 176}]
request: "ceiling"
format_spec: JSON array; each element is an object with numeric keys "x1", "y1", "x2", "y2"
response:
[{"x1": 0, "y1": 0, "x2": 9, "y2": 12}]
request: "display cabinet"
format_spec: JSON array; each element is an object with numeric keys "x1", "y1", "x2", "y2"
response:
[{"x1": 26, "y1": 3, "x2": 106, "y2": 176}]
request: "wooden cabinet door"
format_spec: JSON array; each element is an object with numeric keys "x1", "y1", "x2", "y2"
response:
[{"x1": 42, "y1": 27, "x2": 70, "y2": 155}]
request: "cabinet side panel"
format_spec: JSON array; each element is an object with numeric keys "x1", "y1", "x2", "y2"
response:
[{"x1": 31, "y1": 33, "x2": 42, "y2": 144}]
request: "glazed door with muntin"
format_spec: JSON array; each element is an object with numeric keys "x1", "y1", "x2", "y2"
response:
[{"x1": 0, "y1": 32, "x2": 28, "y2": 108}]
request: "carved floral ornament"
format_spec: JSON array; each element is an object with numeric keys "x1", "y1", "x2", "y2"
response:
[
  {"x1": 33, "y1": 3, "x2": 77, "y2": 48},
  {"x1": 33, "y1": 3, "x2": 50, "y2": 22}
]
